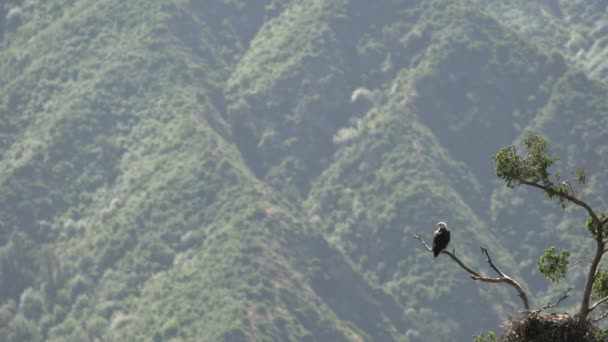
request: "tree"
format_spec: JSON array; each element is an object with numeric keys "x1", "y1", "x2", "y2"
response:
[
  {"x1": 415, "y1": 135, "x2": 608, "y2": 340},
  {"x1": 19, "y1": 288, "x2": 44, "y2": 322},
  {"x1": 494, "y1": 135, "x2": 608, "y2": 326},
  {"x1": 7, "y1": 314, "x2": 40, "y2": 342}
]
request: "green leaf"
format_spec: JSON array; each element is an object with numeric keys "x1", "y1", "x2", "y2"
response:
[
  {"x1": 494, "y1": 135, "x2": 573, "y2": 208},
  {"x1": 538, "y1": 247, "x2": 571, "y2": 283},
  {"x1": 576, "y1": 167, "x2": 587, "y2": 185},
  {"x1": 593, "y1": 270, "x2": 608, "y2": 300},
  {"x1": 473, "y1": 331, "x2": 497, "y2": 342}
]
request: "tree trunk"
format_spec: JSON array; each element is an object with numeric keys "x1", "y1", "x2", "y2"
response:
[{"x1": 579, "y1": 223, "x2": 605, "y2": 325}]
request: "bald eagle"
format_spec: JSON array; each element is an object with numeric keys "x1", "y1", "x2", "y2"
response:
[{"x1": 432, "y1": 221, "x2": 450, "y2": 257}]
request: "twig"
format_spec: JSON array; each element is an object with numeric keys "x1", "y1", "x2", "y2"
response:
[
  {"x1": 542, "y1": 288, "x2": 571, "y2": 310},
  {"x1": 594, "y1": 309, "x2": 608, "y2": 322},
  {"x1": 412, "y1": 233, "x2": 432, "y2": 252},
  {"x1": 413, "y1": 234, "x2": 482, "y2": 277},
  {"x1": 481, "y1": 247, "x2": 506, "y2": 277},
  {"x1": 589, "y1": 295, "x2": 608, "y2": 312},
  {"x1": 479, "y1": 247, "x2": 530, "y2": 310},
  {"x1": 568, "y1": 259, "x2": 593, "y2": 268},
  {"x1": 412, "y1": 234, "x2": 530, "y2": 310}
]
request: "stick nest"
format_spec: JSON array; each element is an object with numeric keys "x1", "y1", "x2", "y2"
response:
[{"x1": 500, "y1": 312, "x2": 597, "y2": 342}]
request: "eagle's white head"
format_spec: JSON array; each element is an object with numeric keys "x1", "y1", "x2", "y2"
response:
[{"x1": 436, "y1": 221, "x2": 448, "y2": 230}]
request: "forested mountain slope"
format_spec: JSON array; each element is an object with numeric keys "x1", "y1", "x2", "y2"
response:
[
  {"x1": 1, "y1": 0, "x2": 607, "y2": 341},
  {"x1": 472, "y1": 0, "x2": 608, "y2": 80}
]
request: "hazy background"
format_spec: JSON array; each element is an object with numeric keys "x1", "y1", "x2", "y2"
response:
[{"x1": 1, "y1": 0, "x2": 608, "y2": 341}]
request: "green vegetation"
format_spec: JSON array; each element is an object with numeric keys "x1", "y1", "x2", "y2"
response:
[
  {"x1": 474, "y1": 331, "x2": 497, "y2": 342},
  {"x1": 493, "y1": 135, "x2": 608, "y2": 339},
  {"x1": 538, "y1": 247, "x2": 571, "y2": 284},
  {"x1": 1, "y1": 0, "x2": 608, "y2": 341}
]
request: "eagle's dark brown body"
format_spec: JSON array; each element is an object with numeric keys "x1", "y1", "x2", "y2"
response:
[{"x1": 432, "y1": 224, "x2": 450, "y2": 257}]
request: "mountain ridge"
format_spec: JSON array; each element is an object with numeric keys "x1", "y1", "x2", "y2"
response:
[{"x1": 1, "y1": 0, "x2": 608, "y2": 341}]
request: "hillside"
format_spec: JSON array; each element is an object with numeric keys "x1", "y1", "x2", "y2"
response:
[{"x1": 1, "y1": 0, "x2": 608, "y2": 341}]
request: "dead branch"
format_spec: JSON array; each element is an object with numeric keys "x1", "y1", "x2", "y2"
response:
[
  {"x1": 412, "y1": 234, "x2": 530, "y2": 310},
  {"x1": 589, "y1": 295, "x2": 608, "y2": 312},
  {"x1": 593, "y1": 309, "x2": 608, "y2": 322},
  {"x1": 542, "y1": 288, "x2": 572, "y2": 310},
  {"x1": 481, "y1": 247, "x2": 506, "y2": 277},
  {"x1": 568, "y1": 259, "x2": 592, "y2": 268},
  {"x1": 479, "y1": 247, "x2": 530, "y2": 310}
]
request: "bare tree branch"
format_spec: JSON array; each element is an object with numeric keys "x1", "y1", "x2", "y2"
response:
[
  {"x1": 589, "y1": 295, "x2": 608, "y2": 312},
  {"x1": 412, "y1": 233, "x2": 432, "y2": 251},
  {"x1": 412, "y1": 234, "x2": 530, "y2": 310},
  {"x1": 593, "y1": 309, "x2": 608, "y2": 322},
  {"x1": 413, "y1": 234, "x2": 482, "y2": 277},
  {"x1": 542, "y1": 288, "x2": 571, "y2": 310},
  {"x1": 568, "y1": 259, "x2": 593, "y2": 268},
  {"x1": 479, "y1": 247, "x2": 530, "y2": 310},
  {"x1": 481, "y1": 247, "x2": 506, "y2": 277}
]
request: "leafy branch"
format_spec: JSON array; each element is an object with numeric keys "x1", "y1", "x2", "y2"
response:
[
  {"x1": 538, "y1": 247, "x2": 570, "y2": 284},
  {"x1": 494, "y1": 135, "x2": 608, "y2": 325}
]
